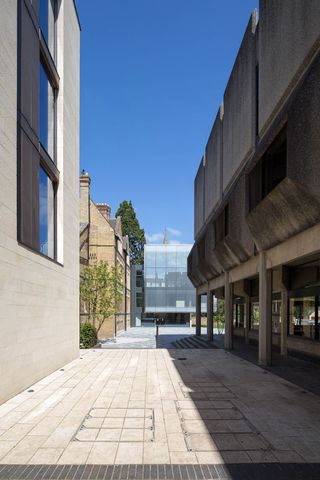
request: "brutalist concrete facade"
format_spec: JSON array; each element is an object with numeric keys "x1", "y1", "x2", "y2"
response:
[{"x1": 189, "y1": 1, "x2": 320, "y2": 365}]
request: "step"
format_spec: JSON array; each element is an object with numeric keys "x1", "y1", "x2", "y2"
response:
[
  {"x1": 186, "y1": 336, "x2": 211, "y2": 349},
  {"x1": 192, "y1": 335, "x2": 216, "y2": 349}
]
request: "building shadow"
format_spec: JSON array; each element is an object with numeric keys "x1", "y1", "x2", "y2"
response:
[
  {"x1": 167, "y1": 346, "x2": 320, "y2": 479},
  {"x1": 219, "y1": 334, "x2": 320, "y2": 397}
]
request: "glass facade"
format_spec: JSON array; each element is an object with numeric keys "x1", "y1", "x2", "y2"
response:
[
  {"x1": 250, "y1": 302, "x2": 260, "y2": 330},
  {"x1": 272, "y1": 299, "x2": 281, "y2": 333},
  {"x1": 233, "y1": 301, "x2": 245, "y2": 328},
  {"x1": 144, "y1": 244, "x2": 196, "y2": 314},
  {"x1": 289, "y1": 294, "x2": 319, "y2": 340}
]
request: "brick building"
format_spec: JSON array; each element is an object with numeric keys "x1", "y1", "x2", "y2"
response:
[{"x1": 79, "y1": 171, "x2": 131, "y2": 339}]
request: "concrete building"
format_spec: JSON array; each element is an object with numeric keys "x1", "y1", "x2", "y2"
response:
[
  {"x1": 145, "y1": 244, "x2": 196, "y2": 325},
  {"x1": 79, "y1": 171, "x2": 131, "y2": 339},
  {"x1": 0, "y1": 0, "x2": 80, "y2": 403},
  {"x1": 188, "y1": 1, "x2": 320, "y2": 365}
]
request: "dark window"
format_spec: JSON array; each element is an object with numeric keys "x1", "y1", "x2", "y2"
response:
[
  {"x1": 39, "y1": 0, "x2": 56, "y2": 59},
  {"x1": 233, "y1": 302, "x2": 245, "y2": 328},
  {"x1": 136, "y1": 292, "x2": 144, "y2": 308},
  {"x1": 249, "y1": 128, "x2": 287, "y2": 211},
  {"x1": 198, "y1": 237, "x2": 205, "y2": 260},
  {"x1": 215, "y1": 206, "x2": 229, "y2": 243},
  {"x1": 136, "y1": 270, "x2": 143, "y2": 288}
]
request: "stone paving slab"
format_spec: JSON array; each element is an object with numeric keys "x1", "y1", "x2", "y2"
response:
[
  {"x1": 101, "y1": 327, "x2": 209, "y2": 349},
  {"x1": 0, "y1": 347, "x2": 320, "y2": 476}
]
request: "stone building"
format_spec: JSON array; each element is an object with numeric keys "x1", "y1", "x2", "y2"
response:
[
  {"x1": 79, "y1": 171, "x2": 131, "y2": 340},
  {"x1": 188, "y1": 1, "x2": 320, "y2": 365},
  {"x1": 0, "y1": 0, "x2": 80, "y2": 403}
]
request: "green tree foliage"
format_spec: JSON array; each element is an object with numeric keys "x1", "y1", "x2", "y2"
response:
[
  {"x1": 116, "y1": 200, "x2": 146, "y2": 264},
  {"x1": 213, "y1": 299, "x2": 225, "y2": 333},
  {"x1": 80, "y1": 261, "x2": 123, "y2": 334},
  {"x1": 80, "y1": 323, "x2": 97, "y2": 348}
]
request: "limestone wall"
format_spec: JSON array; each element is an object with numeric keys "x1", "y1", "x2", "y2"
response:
[{"x1": 0, "y1": 0, "x2": 80, "y2": 404}]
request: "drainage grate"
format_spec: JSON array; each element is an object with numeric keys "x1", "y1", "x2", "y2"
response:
[{"x1": 73, "y1": 408, "x2": 155, "y2": 443}]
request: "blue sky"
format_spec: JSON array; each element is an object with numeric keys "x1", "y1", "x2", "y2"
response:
[{"x1": 77, "y1": 0, "x2": 257, "y2": 244}]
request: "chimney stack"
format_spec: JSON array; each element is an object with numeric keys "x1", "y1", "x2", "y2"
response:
[
  {"x1": 80, "y1": 170, "x2": 91, "y2": 224},
  {"x1": 96, "y1": 203, "x2": 111, "y2": 222}
]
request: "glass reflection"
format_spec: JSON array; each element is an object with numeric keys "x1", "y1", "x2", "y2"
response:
[
  {"x1": 40, "y1": 64, "x2": 55, "y2": 159},
  {"x1": 40, "y1": 0, "x2": 55, "y2": 58},
  {"x1": 289, "y1": 296, "x2": 317, "y2": 339},
  {"x1": 39, "y1": 166, "x2": 54, "y2": 258}
]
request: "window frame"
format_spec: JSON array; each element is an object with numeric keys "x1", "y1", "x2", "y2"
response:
[
  {"x1": 38, "y1": 0, "x2": 59, "y2": 261},
  {"x1": 17, "y1": 0, "x2": 60, "y2": 263}
]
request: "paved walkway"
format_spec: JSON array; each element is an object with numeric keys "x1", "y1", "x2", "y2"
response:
[
  {"x1": 101, "y1": 327, "x2": 212, "y2": 349},
  {"x1": 1, "y1": 345, "x2": 320, "y2": 478}
]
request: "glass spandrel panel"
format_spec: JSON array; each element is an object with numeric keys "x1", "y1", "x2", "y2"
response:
[{"x1": 39, "y1": 166, "x2": 54, "y2": 258}]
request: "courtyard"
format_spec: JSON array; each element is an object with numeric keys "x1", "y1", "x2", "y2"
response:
[{"x1": 0, "y1": 334, "x2": 320, "y2": 479}]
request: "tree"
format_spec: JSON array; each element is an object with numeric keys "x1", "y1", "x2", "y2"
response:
[
  {"x1": 80, "y1": 261, "x2": 123, "y2": 334},
  {"x1": 116, "y1": 200, "x2": 146, "y2": 264}
]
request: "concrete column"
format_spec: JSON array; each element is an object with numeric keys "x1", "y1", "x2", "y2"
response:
[
  {"x1": 244, "y1": 294, "x2": 250, "y2": 345},
  {"x1": 207, "y1": 288, "x2": 213, "y2": 342},
  {"x1": 258, "y1": 251, "x2": 272, "y2": 366},
  {"x1": 224, "y1": 272, "x2": 233, "y2": 350},
  {"x1": 196, "y1": 293, "x2": 201, "y2": 336},
  {"x1": 281, "y1": 289, "x2": 288, "y2": 356}
]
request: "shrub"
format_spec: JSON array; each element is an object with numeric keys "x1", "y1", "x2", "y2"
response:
[{"x1": 80, "y1": 323, "x2": 97, "y2": 348}]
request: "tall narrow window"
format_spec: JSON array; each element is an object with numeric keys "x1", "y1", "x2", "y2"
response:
[
  {"x1": 215, "y1": 205, "x2": 229, "y2": 243},
  {"x1": 40, "y1": 63, "x2": 55, "y2": 160},
  {"x1": 40, "y1": 0, "x2": 56, "y2": 59},
  {"x1": 39, "y1": 166, "x2": 55, "y2": 258},
  {"x1": 18, "y1": 0, "x2": 59, "y2": 260}
]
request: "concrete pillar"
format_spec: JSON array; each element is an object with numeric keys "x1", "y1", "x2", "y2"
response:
[
  {"x1": 196, "y1": 293, "x2": 201, "y2": 336},
  {"x1": 224, "y1": 272, "x2": 233, "y2": 350},
  {"x1": 244, "y1": 294, "x2": 250, "y2": 345},
  {"x1": 258, "y1": 251, "x2": 272, "y2": 366},
  {"x1": 281, "y1": 289, "x2": 288, "y2": 356},
  {"x1": 80, "y1": 170, "x2": 91, "y2": 224},
  {"x1": 207, "y1": 288, "x2": 213, "y2": 342}
]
